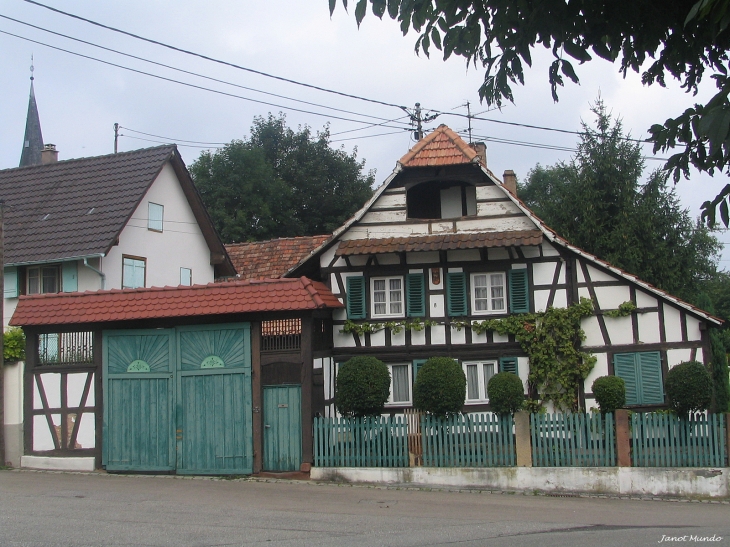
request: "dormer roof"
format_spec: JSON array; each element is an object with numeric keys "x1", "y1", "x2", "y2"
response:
[{"x1": 398, "y1": 124, "x2": 481, "y2": 168}]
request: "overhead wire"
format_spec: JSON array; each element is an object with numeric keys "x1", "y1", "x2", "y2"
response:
[{"x1": 23, "y1": 0, "x2": 408, "y2": 110}]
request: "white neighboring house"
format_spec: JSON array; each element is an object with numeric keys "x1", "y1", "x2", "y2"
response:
[{"x1": 0, "y1": 144, "x2": 234, "y2": 466}]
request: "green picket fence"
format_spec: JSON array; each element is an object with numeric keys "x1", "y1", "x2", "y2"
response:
[
  {"x1": 421, "y1": 413, "x2": 515, "y2": 467},
  {"x1": 631, "y1": 412, "x2": 726, "y2": 467},
  {"x1": 313, "y1": 416, "x2": 409, "y2": 467},
  {"x1": 531, "y1": 412, "x2": 616, "y2": 467}
]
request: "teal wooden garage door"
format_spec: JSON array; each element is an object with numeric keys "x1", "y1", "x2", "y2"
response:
[
  {"x1": 177, "y1": 324, "x2": 252, "y2": 474},
  {"x1": 103, "y1": 330, "x2": 176, "y2": 471},
  {"x1": 103, "y1": 324, "x2": 252, "y2": 474}
]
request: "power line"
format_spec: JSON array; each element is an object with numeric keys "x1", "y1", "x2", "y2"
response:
[
  {"x1": 0, "y1": 13, "x2": 412, "y2": 127},
  {"x1": 0, "y1": 28, "x2": 412, "y2": 129},
  {"x1": 120, "y1": 134, "x2": 222, "y2": 149},
  {"x1": 121, "y1": 128, "x2": 228, "y2": 145},
  {"x1": 23, "y1": 0, "x2": 407, "y2": 110},
  {"x1": 331, "y1": 130, "x2": 407, "y2": 143}
]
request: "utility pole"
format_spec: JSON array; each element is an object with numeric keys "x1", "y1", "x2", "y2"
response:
[
  {"x1": 404, "y1": 103, "x2": 439, "y2": 141},
  {"x1": 466, "y1": 101, "x2": 473, "y2": 144},
  {"x1": 114, "y1": 123, "x2": 119, "y2": 154},
  {"x1": 0, "y1": 200, "x2": 5, "y2": 467}
]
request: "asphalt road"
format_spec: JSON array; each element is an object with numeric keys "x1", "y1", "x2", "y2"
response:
[{"x1": 0, "y1": 470, "x2": 728, "y2": 547}]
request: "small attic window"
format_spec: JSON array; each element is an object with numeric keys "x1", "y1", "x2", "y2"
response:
[
  {"x1": 86, "y1": 207, "x2": 95, "y2": 215},
  {"x1": 407, "y1": 181, "x2": 477, "y2": 220}
]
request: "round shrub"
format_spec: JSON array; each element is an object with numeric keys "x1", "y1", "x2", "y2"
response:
[
  {"x1": 335, "y1": 356, "x2": 390, "y2": 417},
  {"x1": 592, "y1": 375, "x2": 626, "y2": 414},
  {"x1": 413, "y1": 357, "x2": 466, "y2": 417},
  {"x1": 487, "y1": 372, "x2": 524, "y2": 415},
  {"x1": 665, "y1": 361, "x2": 712, "y2": 416}
]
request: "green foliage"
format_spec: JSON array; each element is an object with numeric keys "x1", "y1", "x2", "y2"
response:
[
  {"x1": 709, "y1": 329, "x2": 730, "y2": 412},
  {"x1": 191, "y1": 114, "x2": 374, "y2": 242},
  {"x1": 413, "y1": 357, "x2": 466, "y2": 417},
  {"x1": 454, "y1": 297, "x2": 596, "y2": 412},
  {"x1": 665, "y1": 361, "x2": 713, "y2": 416},
  {"x1": 486, "y1": 372, "x2": 524, "y2": 416},
  {"x1": 605, "y1": 301, "x2": 637, "y2": 319},
  {"x1": 341, "y1": 318, "x2": 437, "y2": 336},
  {"x1": 592, "y1": 376, "x2": 626, "y2": 414},
  {"x1": 334, "y1": 0, "x2": 730, "y2": 226},
  {"x1": 335, "y1": 356, "x2": 391, "y2": 417},
  {"x1": 3, "y1": 327, "x2": 25, "y2": 362},
  {"x1": 521, "y1": 102, "x2": 721, "y2": 300}
]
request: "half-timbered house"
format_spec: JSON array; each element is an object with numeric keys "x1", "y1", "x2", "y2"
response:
[{"x1": 288, "y1": 125, "x2": 722, "y2": 415}]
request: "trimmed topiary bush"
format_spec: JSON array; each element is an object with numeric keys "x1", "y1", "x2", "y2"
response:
[
  {"x1": 592, "y1": 375, "x2": 626, "y2": 414},
  {"x1": 665, "y1": 361, "x2": 712, "y2": 416},
  {"x1": 335, "y1": 356, "x2": 390, "y2": 417},
  {"x1": 487, "y1": 372, "x2": 524, "y2": 415},
  {"x1": 413, "y1": 357, "x2": 466, "y2": 417}
]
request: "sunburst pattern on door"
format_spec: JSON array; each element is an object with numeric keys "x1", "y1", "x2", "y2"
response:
[
  {"x1": 107, "y1": 335, "x2": 171, "y2": 374},
  {"x1": 179, "y1": 328, "x2": 246, "y2": 370}
]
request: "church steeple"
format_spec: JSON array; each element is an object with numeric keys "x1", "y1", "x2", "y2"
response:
[{"x1": 19, "y1": 59, "x2": 44, "y2": 167}]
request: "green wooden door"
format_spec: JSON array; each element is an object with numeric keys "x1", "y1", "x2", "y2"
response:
[
  {"x1": 103, "y1": 330, "x2": 176, "y2": 471},
  {"x1": 176, "y1": 324, "x2": 253, "y2": 474},
  {"x1": 263, "y1": 385, "x2": 302, "y2": 472}
]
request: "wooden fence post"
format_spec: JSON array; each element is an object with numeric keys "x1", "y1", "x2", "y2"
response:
[
  {"x1": 514, "y1": 411, "x2": 532, "y2": 467},
  {"x1": 725, "y1": 413, "x2": 730, "y2": 467},
  {"x1": 615, "y1": 409, "x2": 631, "y2": 467}
]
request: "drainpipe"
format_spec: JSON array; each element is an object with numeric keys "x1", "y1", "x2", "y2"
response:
[{"x1": 83, "y1": 257, "x2": 106, "y2": 290}]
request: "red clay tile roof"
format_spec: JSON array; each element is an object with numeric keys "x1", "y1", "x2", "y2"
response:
[
  {"x1": 335, "y1": 231, "x2": 543, "y2": 255},
  {"x1": 10, "y1": 277, "x2": 342, "y2": 327},
  {"x1": 226, "y1": 236, "x2": 329, "y2": 280},
  {"x1": 399, "y1": 125, "x2": 481, "y2": 168}
]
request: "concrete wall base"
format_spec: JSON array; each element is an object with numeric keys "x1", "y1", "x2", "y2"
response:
[
  {"x1": 21, "y1": 456, "x2": 95, "y2": 472},
  {"x1": 3, "y1": 423, "x2": 23, "y2": 467},
  {"x1": 311, "y1": 467, "x2": 729, "y2": 498}
]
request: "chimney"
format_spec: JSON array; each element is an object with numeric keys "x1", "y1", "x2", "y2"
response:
[
  {"x1": 471, "y1": 142, "x2": 487, "y2": 166},
  {"x1": 502, "y1": 170, "x2": 517, "y2": 195},
  {"x1": 41, "y1": 144, "x2": 58, "y2": 164}
]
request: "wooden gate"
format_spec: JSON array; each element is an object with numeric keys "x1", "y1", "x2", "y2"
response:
[
  {"x1": 103, "y1": 324, "x2": 252, "y2": 474},
  {"x1": 263, "y1": 385, "x2": 301, "y2": 471}
]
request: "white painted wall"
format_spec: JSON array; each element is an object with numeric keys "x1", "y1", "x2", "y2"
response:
[{"x1": 103, "y1": 162, "x2": 214, "y2": 289}]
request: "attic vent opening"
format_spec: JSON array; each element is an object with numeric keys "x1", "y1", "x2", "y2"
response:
[{"x1": 407, "y1": 180, "x2": 476, "y2": 220}]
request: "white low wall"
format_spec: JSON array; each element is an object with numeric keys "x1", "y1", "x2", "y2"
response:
[
  {"x1": 311, "y1": 466, "x2": 730, "y2": 498},
  {"x1": 21, "y1": 456, "x2": 95, "y2": 472}
]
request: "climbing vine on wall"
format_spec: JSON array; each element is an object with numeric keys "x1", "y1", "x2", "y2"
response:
[
  {"x1": 453, "y1": 297, "x2": 597, "y2": 411},
  {"x1": 341, "y1": 318, "x2": 437, "y2": 336}
]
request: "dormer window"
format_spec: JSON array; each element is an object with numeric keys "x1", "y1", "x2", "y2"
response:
[{"x1": 406, "y1": 180, "x2": 477, "y2": 219}]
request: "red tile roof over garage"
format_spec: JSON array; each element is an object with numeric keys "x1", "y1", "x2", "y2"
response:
[
  {"x1": 336, "y1": 231, "x2": 543, "y2": 255},
  {"x1": 225, "y1": 236, "x2": 329, "y2": 280},
  {"x1": 10, "y1": 277, "x2": 342, "y2": 327}
]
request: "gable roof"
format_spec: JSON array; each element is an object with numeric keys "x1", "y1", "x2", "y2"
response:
[
  {"x1": 226, "y1": 235, "x2": 329, "y2": 280},
  {"x1": 0, "y1": 145, "x2": 235, "y2": 276},
  {"x1": 10, "y1": 277, "x2": 342, "y2": 327},
  {"x1": 286, "y1": 124, "x2": 721, "y2": 325},
  {"x1": 398, "y1": 125, "x2": 481, "y2": 168}
]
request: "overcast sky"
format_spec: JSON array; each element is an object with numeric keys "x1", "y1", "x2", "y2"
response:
[{"x1": 1, "y1": 0, "x2": 728, "y2": 264}]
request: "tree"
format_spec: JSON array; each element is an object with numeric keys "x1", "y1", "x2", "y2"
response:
[
  {"x1": 520, "y1": 101, "x2": 721, "y2": 301},
  {"x1": 332, "y1": 0, "x2": 730, "y2": 226},
  {"x1": 191, "y1": 114, "x2": 374, "y2": 242}
]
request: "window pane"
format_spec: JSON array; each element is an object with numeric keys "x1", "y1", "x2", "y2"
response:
[
  {"x1": 466, "y1": 364, "x2": 479, "y2": 400},
  {"x1": 483, "y1": 363, "x2": 495, "y2": 399},
  {"x1": 391, "y1": 365, "x2": 410, "y2": 403},
  {"x1": 42, "y1": 267, "x2": 58, "y2": 294},
  {"x1": 180, "y1": 268, "x2": 192, "y2": 286},
  {"x1": 148, "y1": 203, "x2": 163, "y2": 231},
  {"x1": 28, "y1": 268, "x2": 40, "y2": 295},
  {"x1": 373, "y1": 280, "x2": 385, "y2": 292},
  {"x1": 389, "y1": 278, "x2": 402, "y2": 314},
  {"x1": 123, "y1": 258, "x2": 145, "y2": 289}
]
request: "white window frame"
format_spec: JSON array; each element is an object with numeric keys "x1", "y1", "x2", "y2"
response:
[
  {"x1": 27, "y1": 265, "x2": 61, "y2": 295},
  {"x1": 370, "y1": 276, "x2": 405, "y2": 318},
  {"x1": 122, "y1": 256, "x2": 146, "y2": 289},
  {"x1": 180, "y1": 267, "x2": 192, "y2": 286},
  {"x1": 385, "y1": 363, "x2": 412, "y2": 406},
  {"x1": 462, "y1": 360, "x2": 498, "y2": 404},
  {"x1": 148, "y1": 202, "x2": 164, "y2": 232},
  {"x1": 470, "y1": 272, "x2": 507, "y2": 315}
]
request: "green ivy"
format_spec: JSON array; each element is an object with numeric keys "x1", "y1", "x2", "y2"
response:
[
  {"x1": 3, "y1": 327, "x2": 26, "y2": 362},
  {"x1": 604, "y1": 301, "x2": 637, "y2": 318},
  {"x1": 453, "y1": 297, "x2": 597, "y2": 412},
  {"x1": 341, "y1": 318, "x2": 437, "y2": 336}
]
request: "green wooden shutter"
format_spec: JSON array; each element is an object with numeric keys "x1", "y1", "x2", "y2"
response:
[
  {"x1": 638, "y1": 351, "x2": 664, "y2": 405},
  {"x1": 406, "y1": 273, "x2": 426, "y2": 317},
  {"x1": 62, "y1": 261, "x2": 78, "y2": 293},
  {"x1": 499, "y1": 356, "x2": 518, "y2": 375},
  {"x1": 346, "y1": 276, "x2": 366, "y2": 319},
  {"x1": 447, "y1": 272, "x2": 468, "y2": 316},
  {"x1": 509, "y1": 268, "x2": 529, "y2": 313},
  {"x1": 413, "y1": 359, "x2": 427, "y2": 385},
  {"x1": 613, "y1": 353, "x2": 639, "y2": 406},
  {"x1": 4, "y1": 267, "x2": 18, "y2": 298}
]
